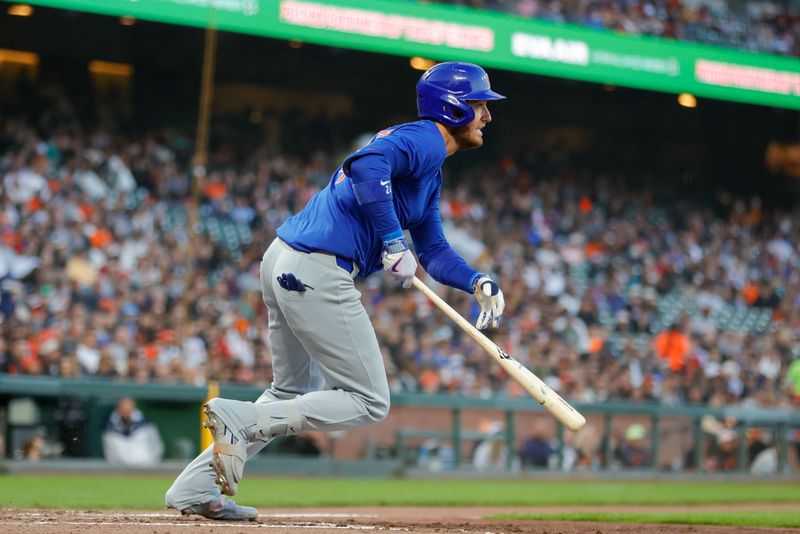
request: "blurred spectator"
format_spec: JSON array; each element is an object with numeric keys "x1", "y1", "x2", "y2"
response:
[
  {"x1": 102, "y1": 397, "x2": 164, "y2": 466},
  {"x1": 472, "y1": 420, "x2": 515, "y2": 471},
  {"x1": 698, "y1": 415, "x2": 739, "y2": 471},
  {"x1": 705, "y1": 429, "x2": 739, "y2": 471},
  {"x1": 23, "y1": 434, "x2": 46, "y2": 461},
  {"x1": 615, "y1": 423, "x2": 653, "y2": 468},
  {"x1": 427, "y1": 0, "x2": 800, "y2": 57},
  {"x1": 653, "y1": 323, "x2": 691, "y2": 372},
  {"x1": 561, "y1": 423, "x2": 601, "y2": 470},
  {"x1": 416, "y1": 439, "x2": 455, "y2": 471},
  {"x1": 747, "y1": 428, "x2": 777, "y2": 475},
  {"x1": 519, "y1": 421, "x2": 554, "y2": 468},
  {"x1": 17, "y1": 429, "x2": 62, "y2": 461}
]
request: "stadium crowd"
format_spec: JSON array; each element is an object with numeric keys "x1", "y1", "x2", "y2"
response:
[
  {"x1": 1, "y1": 84, "x2": 799, "y2": 420},
  {"x1": 430, "y1": 0, "x2": 800, "y2": 57}
]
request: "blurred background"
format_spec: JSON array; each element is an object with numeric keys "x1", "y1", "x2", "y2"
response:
[{"x1": 0, "y1": 0, "x2": 799, "y2": 478}]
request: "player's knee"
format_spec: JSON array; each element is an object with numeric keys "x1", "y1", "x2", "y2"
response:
[
  {"x1": 364, "y1": 386, "x2": 391, "y2": 423},
  {"x1": 365, "y1": 397, "x2": 390, "y2": 423}
]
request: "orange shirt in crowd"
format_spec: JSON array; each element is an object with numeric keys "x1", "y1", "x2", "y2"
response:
[
  {"x1": 588, "y1": 336, "x2": 605, "y2": 354},
  {"x1": 419, "y1": 368, "x2": 441, "y2": 394},
  {"x1": 90, "y1": 228, "x2": 114, "y2": 248},
  {"x1": 203, "y1": 182, "x2": 227, "y2": 199},
  {"x1": 585, "y1": 241, "x2": 605, "y2": 259},
  {"x1": 653, "y1": 330, "x2": 691, "y2": 371},
  {"x1": 741, "y1": 282, "x2": 759, "y2": 305}
]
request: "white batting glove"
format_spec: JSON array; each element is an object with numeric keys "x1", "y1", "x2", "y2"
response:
[
  {"x1": 382, "y1": 238, "x2": 417, "y2": 289},
  {"x1": 474, "y1": 276, "x2": 505, "y2": 329}
]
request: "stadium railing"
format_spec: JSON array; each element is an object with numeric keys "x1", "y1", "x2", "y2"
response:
[{"x1": 0, "y1": 375, "x2": 797, "y2": 473}]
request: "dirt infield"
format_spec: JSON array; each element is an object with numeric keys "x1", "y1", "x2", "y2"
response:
[{"x1": 1, "y1": 506, "x2": 798, "y2": 533}]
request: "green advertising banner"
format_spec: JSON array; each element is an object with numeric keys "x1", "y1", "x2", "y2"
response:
[{"x1": 12, "y1": 0, "x2": 800, "y2": 109}]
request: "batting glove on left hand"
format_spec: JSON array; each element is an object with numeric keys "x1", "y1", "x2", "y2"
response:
[
  {"x1": 382, "y1": 238, "x2": 417, "y2": 289},
  {"x1": 474, "y1": 275, "x2": 505, "y2": 330}
]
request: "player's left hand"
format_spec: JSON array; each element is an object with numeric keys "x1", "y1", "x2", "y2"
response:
[{"x1": 473, "y1": 276, "x2": 504, "y2": 329}]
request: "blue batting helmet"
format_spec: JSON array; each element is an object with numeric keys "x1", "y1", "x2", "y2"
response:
[{"x1": 416, "y1": 62, "x2": 505, "y2": 128}]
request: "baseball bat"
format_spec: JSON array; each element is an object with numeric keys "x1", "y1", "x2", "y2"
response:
[{"x1": 412, "y1": 276, "x2": 586, "y2": 431}]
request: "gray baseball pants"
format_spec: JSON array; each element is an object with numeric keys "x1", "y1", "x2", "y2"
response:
[{"x1": 165, "y1": 238, "x2": 390, "y2": 510}]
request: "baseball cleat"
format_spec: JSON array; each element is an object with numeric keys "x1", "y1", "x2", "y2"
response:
[
  {"x1": 203, "y1": 398, "x2": 248, "y2": 496},
  {"x1": 180, "y1": 495, "x2": 258, "y2": 521}
]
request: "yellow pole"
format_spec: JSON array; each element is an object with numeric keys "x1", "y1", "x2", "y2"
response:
[
  {"x1": 194, "y1": 18, "x2": 218, "y2": 454},
  {"x1": 201, "y1": 380, "x2": 220, "y2": 451},
  {"x1": 193, "y1": 21, "x2": 217, "y2": 181},
  {"x1": 183, "y1": 19, "x2": 217, "y2": 315}
]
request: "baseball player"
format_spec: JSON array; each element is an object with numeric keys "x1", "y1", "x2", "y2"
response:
[{"x1": 165, "y1": 62, "x2": 506, "y2": 520}]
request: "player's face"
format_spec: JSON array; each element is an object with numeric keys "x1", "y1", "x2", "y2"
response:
[{"x1": 453, "y1": 101, "x2": 491, "y2": 151}]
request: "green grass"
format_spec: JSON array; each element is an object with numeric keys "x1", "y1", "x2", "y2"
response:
[
  {"x1": 491, "y1": 510, "x2": 800, "y2": 529},
  {"x1": 0, "y1": 476, "x2": 799, "y2": 510}
]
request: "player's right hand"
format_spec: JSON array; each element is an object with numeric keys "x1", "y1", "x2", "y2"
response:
[{"x1": 381, "y1": 238, "x2": 417, "y2": 289}]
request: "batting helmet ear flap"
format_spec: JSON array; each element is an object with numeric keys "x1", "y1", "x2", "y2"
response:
[
  {"x1": 420, "y1": 91, "x2": 475, "y2": 128},
  {"x1": 443, "y1": 97, "x2": 474, "y2": 125}
]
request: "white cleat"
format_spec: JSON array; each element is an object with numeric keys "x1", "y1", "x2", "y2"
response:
[{"x1": 203, "y1": 398, "x2": 248, "y2": 496}]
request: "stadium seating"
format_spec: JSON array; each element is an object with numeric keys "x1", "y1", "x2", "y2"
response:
[{"x1": 0, "y1": 83, "x2": 797, "y2": 414}]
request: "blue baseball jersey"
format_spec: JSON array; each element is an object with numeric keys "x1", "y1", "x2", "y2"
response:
[{"x1": 277, "y1": 120, "x2": 480, "y2": 292}]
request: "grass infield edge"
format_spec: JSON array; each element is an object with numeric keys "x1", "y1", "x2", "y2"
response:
[{"x1": 488, "y1": 510, "x2": 800, "y2": 529}]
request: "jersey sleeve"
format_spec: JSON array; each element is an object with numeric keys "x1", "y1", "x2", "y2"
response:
[{"x1": 343, "y1": 136, "x2": 413, "y2": 243}]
